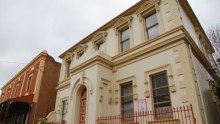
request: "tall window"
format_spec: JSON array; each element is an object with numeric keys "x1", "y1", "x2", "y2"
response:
[
  {"x1": 26, "y1": 76, "x2": 32, "y2": 91},
  {"x1": 62, "y1": 100, "x2": 68, "y2": 122},
  {"x1": 120, "y1": 28, "x2": 130, "y2": 52},
  {"x1": 66, "y1": 59, "x2": 71, "y2": 78},
  {"x1": 151, "y1": 72, "x2": 171, "y2": 118},
  {"x1": 121, "y1": 82, "x2": 134, "y2": 121},
  {"x1": 145, "y1": 13, "x2": 159, "y2": 39}
]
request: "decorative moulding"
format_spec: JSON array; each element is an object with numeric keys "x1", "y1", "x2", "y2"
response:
[
  {"x1": 133, "y1": 93, "x2": 138, "y2": 100},
  {"x1": 115, "y1": 97, "x2": 118, "y2": 104},
  {"x1": 113, "y1": 16, "x2": 133, "y2": 29},
  {"x1": 169, "y1": 84, "x2": 176, "y2": 93},
  {"x1": 136, "y1": 0, "x2": 161, "y2": 21},
  {"x1": 145, "y1": 90, "x2": 150, "y2": 98},
  {"x1": 74, "y1": 44, "x2": 88, "y2": 53},
  {"x1": 91, "y1": 31, "x2": 107, "y2": 43}
]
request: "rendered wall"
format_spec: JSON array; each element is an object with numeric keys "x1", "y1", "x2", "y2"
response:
[{"x1": 192, "y1": 54, "x2": 220, "y2": 124}]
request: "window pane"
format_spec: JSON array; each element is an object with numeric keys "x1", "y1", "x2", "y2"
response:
[
  {"x1": 122, "y1": 96, "x2": 133, "y2": 103},
  {"x1": 152, "y1": 72, "x2": 172, "y2": 118},
  {"x1": 121, "y1": 83, "x2": 134, "y2": 118},
  {"x1": 148, "y1": 25, "x2": 159, "y2": 39},
  {"x1": 146, "y1": 13, "x2": 158, "y2": 28},
  {"x1": 122, "y1": 83, "x2": 132, "y2": 95},
  {"x1": 154, "y1": 95, "x2": 170, "y2": 102},
  {"x1": 121, "y1": 29, "x2": 129, "y2": 41},
  {"x1": 153, "y1": 87, "x2": 169, "y2": 96},
  {"x1": 152, "y1": 73, "x2": 168, "y2": 88},
  {"x1": 121, "y1": 39, "x2": 130, "y2": 52}
]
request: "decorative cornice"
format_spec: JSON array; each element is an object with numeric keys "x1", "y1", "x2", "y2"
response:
[
  {"x1": 74, "y1": 44, "x2": 88, "y2": 53},
  {"x1": 58, "y1": 77, "x2": 70, "y2": 85},
  {"x1": 56, "y1": 80, "x2": 70, "y2": 90},
  {"x1": 91, "y1": 31, "x2": 107, "y2": 42},
  {"x1": 69, "y1": 55, "x2": 113, "y2": 75},
  {"x1": 178, "y1": 0, "x2": 214, "y2": 53},
  {"x1": 91, "y1": 31, "x2": 108, "y2": 49},
  {"x1": 113, "y1": 26, "x2": 184, "y2": 60},
  {"x1": 182, "y1": 28, "x2": 215, "y2": 77},
  {"x1": 59, "y1": 0, "x2": 146, "y2": 58},
  {"x1": 1, "y1": 51, "x2": 48, "y2": 89},
  {"x1": 136, "y1": 0, "x2": 161, "y2": 21},
  {"x1": 113, "y1": 16, "x2": 133, "y2": 29}
]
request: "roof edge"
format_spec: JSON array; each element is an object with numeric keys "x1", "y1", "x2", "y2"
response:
[
  {"x1": 59, "y1": 0, "x2": 144, "y2": 58},
  {"x1": 1, "y1": 51, "x2": 48, "y2": 90}
]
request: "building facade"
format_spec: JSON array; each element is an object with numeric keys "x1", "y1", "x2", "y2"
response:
[
  {"x1": 0, "y1": 51, "x2": 61, "y2": 124},
  {"x1": 50, "y1": 0, "x2": 220, "y2": 124}
]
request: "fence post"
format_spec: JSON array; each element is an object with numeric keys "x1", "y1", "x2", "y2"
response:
[{"x1": 190, "y1": 104, "x2": 196, "y2": 124}]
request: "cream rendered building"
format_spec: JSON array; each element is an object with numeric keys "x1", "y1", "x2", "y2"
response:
[{"x1": 50, "y1": 0, "x2": 220, "y2": 124}]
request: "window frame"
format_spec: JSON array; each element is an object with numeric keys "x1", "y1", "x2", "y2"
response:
[
  {"x1": 150, "y1": 71, "x2": 172, "y2": 118},
  {"x1": 26, "y1": 75, "x2": 33, "y2": 91},
  {"x1": 120, "y1": 81, "x2": 134, "y2": 121},
  {"x1": 120, "y1": 28, "x2": 130, "y2": 52},
  {"x1": 113, "y1": 16, "x2": 133, "y2": 53},
  {"x1": 144, "y1": 12, "x2": 159, "y2": 40}
]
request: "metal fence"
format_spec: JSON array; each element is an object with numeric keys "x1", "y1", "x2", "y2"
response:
[{"x1": 97, "y1": 104, "x2": 196, "y2": 124}]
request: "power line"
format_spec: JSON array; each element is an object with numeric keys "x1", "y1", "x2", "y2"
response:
[{"x1": 0, "y1": 61, "x2": 27, "y2": 64}]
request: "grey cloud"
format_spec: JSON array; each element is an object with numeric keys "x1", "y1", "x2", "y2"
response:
[{"x1": 0, "y1": 0, "x2": 219, "y2": 89}]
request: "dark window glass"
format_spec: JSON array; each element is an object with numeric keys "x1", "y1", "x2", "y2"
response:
[
  {"x1": 152, "y1": 73, "x2": 168, "y2": 88},
  {"x1": 148, "y1": 25, "x2": 159, "y2": 39},
  {"x1": 120, "y1": 29, "x2": 130, "y2": 52},
  {"x1": 151, "y1": 72, "x2": 172, "y2": 118},
  {"x1": 27, "y1": 76, "x2": 32, "y2": 91},
  {"x1": 146, "y1": 13, "x2": 158, "y2": 28},
  {"x1": 121, "y1": 82, "x2": 134, "y2": 121},
  {"x1": 145, "y1": 13, "x2": 159, "y2": 39}
]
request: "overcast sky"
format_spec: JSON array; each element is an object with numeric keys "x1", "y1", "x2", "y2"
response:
[{"x1": 0, "y1": 0, "x2": 220, "y2": 89}]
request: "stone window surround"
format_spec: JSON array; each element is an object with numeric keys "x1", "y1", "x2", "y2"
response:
[
  {"x1": 113, "y1": 16, "x2": 134, "y2": 53},
  {"x1": 25, "y1": 73, "x2": 33, "y2": 93},
  {"x1": 14, "y1": 82, "x2": 20, "y2": 97},
  {"x1": 74, "y1": 44, "x2": 88, "y2": 59},
  {"x1": 63, "y1": 52, "x2": 74, "y2": 79},
  {"x1": 136, "y1": 0, "x2": 164, "y2": 42},
  {"x1": 144, "y1": 65, "x2": 176, "y2": 109},
  {"x1": 60, "y1": 97, "x2": 69, "y2": 120},
  {"x1": 115, "y1": 76, "x2": 138, "y2": 105},
  {"x1": 91, "y1": 31, "x2": 107, "y2": 51},
  {"x1": 99, "y1": 78, "x2": 112, "y2": 104}
]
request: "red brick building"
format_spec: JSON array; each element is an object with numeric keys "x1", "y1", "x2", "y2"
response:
[{"x1": 0, "y1": 51, "x2": 60, "y2": 124}]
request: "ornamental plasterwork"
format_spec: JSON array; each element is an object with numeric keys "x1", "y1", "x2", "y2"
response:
[
  {"x1": 99, "y1": 78, "x2": 112, "y2": 104},
  {"x1": 74, "y1": 44, "x2": 88, "y2": 53},
  {"x1": 113, "y1": 16, "x2": 133, "y2": 35},
  {"x1": 64, "y1": 52, "x2": 74, "y2": 60},
  {"x1": 136, "y1": 0, "x2": 161, "y2": 21},
  {"x1": 115, "y1": 76, "x2": 138, "y2": 104},
  {"x1": 74, "y1": 44, "x2": 88, "y2": 58},
  {"x1": 144, "y1": 65, "x2": 174, "y2": 98},
  {"x1": 91, "y1": 31, "x2": 107, "y2": 48}
]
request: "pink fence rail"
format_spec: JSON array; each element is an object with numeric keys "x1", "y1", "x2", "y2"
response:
[{"x1": 97, "y1": 104, "x2": 196, "y2": 124}]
